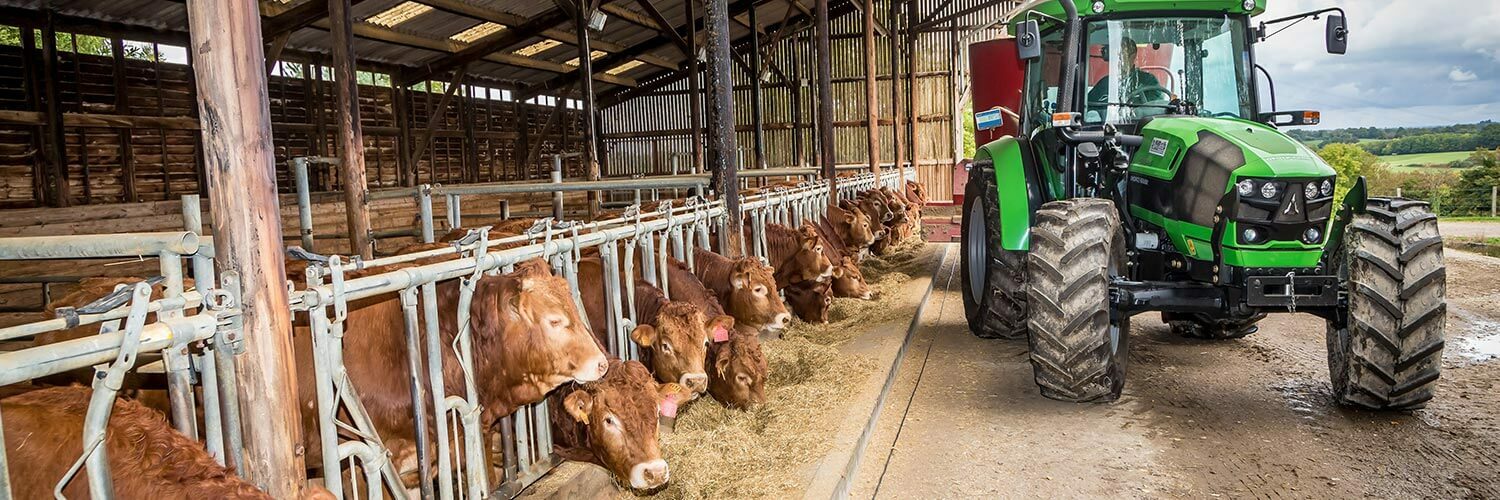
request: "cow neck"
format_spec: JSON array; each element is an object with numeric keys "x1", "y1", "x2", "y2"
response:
[{"x1": 762, "y1": 223, "x2": 801, "y2": 271}]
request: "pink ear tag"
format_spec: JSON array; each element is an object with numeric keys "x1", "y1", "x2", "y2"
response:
[
  {"x1": 660, "y1": 394, "x2": 679, "y2": 417},
  {"x1": 712, "y1": 325, "x2": 730, "y2": 343}
]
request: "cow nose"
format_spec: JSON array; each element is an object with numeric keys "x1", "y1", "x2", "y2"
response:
[
  {"x1": 631, "y1": 459, "x2": 670, "y2": 489},
  {"x1": 774, "y1": 312, "x2": 792, "y2": 329},
  {"x1": 681, "y1": 373, "x2": 709, "y2": 393}
]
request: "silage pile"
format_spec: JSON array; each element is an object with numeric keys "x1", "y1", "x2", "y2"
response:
[{"x1": 639, "y1": 240, "x2": 929, "y2": 499}]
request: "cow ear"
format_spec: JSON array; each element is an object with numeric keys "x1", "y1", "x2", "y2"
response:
[
  {"x1": 708, "y1": 315, "x2": 735, "y2": 342},
  {"x1": 563, "y1": 391, "x2": 593, "y2": 424},
  {"x1": 657, "y1": 382, "x2": 694, "y2": 405},
  {"x1": 630, "y1": 324, "x2": 657, "y2": 347},
  {"x1": 832, "y1": 265, "x2": 846, "y2": 278},
  {"x1": 731, "y1": 272, "x2": 747, "y2": 289},
  {"x1": 715, "y1": 350, "x2": 732, "y2": 378}
]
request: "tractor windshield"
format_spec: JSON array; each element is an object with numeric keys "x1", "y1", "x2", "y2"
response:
[{"x1": 1083, "y1": 16, "x2": 1253, "y2": 125}]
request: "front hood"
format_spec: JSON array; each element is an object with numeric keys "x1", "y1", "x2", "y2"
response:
[{"x1": 1138, "y1": 116, "x2": 1334, "y2": 179}]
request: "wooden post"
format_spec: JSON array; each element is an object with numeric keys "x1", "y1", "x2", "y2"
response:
[
  {"x1": 515, "y1": 100, "x2": 530, "y2": 181},
  {"x1": 112, "y1": 36, "x2": 138, "y2": 202},
  {"x1": 816, "y1": 0, "x2": 836, "y2": 204},
  {"x1": 864, "y1": 0, "x2": 881, "y2": 178},
  {"x1": 393, "y1": 71, "x2": 414, "y2": 186},
  {"x1": 905, "y1": 0, "x2": 918, "y2": 172},
  {"x1": 329, "y1": 0, "x2": 373, "y2": 259},
  {"x1": 704, "y1": 0, "x2": 744, "y2": 257},
  {"x1": 686, "y1": 0, "x2": 704, "y2": 174},
  {"x1": 889, "y1": 0, "x2": 905, "y2": 172},
  {"x1": 41, "y1": 12, "x2": 70, "y2": 207},
  {"x1": 748, "y1": 6, "x2": 766, "y2": 170},
  {"x1": 184, "y1": 0, "x2": 306, "y2": 497},
  {"x1": 789, "y1": 33, "x2": 804, "y2": 167}
]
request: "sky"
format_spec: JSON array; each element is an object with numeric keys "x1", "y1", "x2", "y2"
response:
[{"x1": 1253, "y1": 0, "x2": 1500, "y2": 130}]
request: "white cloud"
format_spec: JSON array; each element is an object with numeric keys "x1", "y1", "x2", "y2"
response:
[{"x1": 1449, "y1": 67, "x2": 1479, "y2": 82}]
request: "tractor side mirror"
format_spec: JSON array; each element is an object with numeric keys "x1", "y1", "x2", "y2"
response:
[
  {"x1": 1325, "y1": 15, "x2": 1348, "y2": 54},
  {"x1": 1016, "y1": 20, "x2": 1042, "y2": 61}
]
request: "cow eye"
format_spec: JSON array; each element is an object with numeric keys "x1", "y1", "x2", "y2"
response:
[
  {"x1": 736, "y1": 373, "x2": 751, "y2": 386},
  {"x1": 604, "y1": 415, "x2": 620, "y2": 428},
  {"x1": 660, "y1": 342, "x2": 673, "y2": 354},
  {"x1": 753, "y1": 286, "x2": 766, "y2": 295},
  {"x1": 815, "y1": 245, "x2": 823, "y2": 252},
  {"x1": 548, "y1": 317, "x2": 566, "y2": 328}
]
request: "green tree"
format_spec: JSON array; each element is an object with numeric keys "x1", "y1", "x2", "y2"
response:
[
  {"x1": 1318, "y1": 143, "x2": 1379, "y2": 205},
  {"x1": 1445, "y1": 148, "x2": 1500, "y2": 215}
]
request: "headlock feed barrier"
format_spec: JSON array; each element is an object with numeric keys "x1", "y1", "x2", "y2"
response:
[{"x1": 0, "y1": 167, "x2": 913, "y2": 499}]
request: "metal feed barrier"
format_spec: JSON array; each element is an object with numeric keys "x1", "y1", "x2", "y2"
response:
[
  {"x1": 0, "y1": 167, "x2": 913, "y2": 499},
  {"x1": 0, "y1": 195, "x2": 246, "y2": 498}
]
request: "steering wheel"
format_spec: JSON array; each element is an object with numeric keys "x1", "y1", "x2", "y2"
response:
[{"x1": 1126, "y1": 84, "x2": 1173, "y2": 103}]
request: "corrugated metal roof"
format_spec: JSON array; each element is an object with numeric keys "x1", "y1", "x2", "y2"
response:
[{"x1": 0, "y1": 0, "x2": 932, "y2": 99}]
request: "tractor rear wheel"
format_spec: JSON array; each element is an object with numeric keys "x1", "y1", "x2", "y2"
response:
[
  {"x1": 1025, "y1": 199, "x2": 1128, "y2": 403},
  {"x1": 960, "y1": 161, "x2": 1027, "y2": 339},
  {"x1": 1326, "y1": 198, "x2": 1446, "y2": 410},
  {"x1": 1165, "y1": 312, "x2": 1265, "y2": 340}
]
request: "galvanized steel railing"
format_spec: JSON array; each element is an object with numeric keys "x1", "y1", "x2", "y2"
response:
[{"x1": 0, "y1": 166, "x2": 913, "y2": 500}]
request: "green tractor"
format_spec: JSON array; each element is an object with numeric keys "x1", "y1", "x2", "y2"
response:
[{"x1": 961, "y1": 0, "x2": 1447, "y2": 410}]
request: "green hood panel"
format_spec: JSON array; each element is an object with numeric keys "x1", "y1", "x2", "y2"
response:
[
  {"x1": 1131, "y1": 117, "x2": 1335, "y2": 181},
  {"x1": 1011, "y1": 0, "x2": 1264, "y2": 30}
]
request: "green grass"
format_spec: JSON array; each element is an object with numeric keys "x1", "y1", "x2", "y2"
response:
[
  {"x1": 1377, "y1": 151, "x2": 1473, "y2": 169},
  {"x1": 1440, "y1": 216, "x2": 1500, "y2": 222}
]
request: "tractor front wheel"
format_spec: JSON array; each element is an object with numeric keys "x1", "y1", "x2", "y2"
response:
[
  {"x1": 960, "y1": 161, "x2": 1028, "y2": 339},
  {"x1": 1025, "y1": 199, "x2": 1128, "y2": 403},
  {"x1": 1327, "y1": 198, "x2": 1446, "y2": 410}
]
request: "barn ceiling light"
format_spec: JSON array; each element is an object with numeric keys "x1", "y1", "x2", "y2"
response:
[
  {"x1": 365, "y1": 1, "x2": 432, "y2": 27},
  {"x1": 589, "y1": 11, "x2": 609, "y2": 31}
]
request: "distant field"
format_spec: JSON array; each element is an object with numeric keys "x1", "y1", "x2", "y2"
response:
[{"x1": 1377, "y1": 151, "x2": 1473, "y2": 169}]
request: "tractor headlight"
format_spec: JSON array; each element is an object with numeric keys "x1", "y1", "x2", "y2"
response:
[
  {"x1": 1092, "y1": 1, "x2": 1106, "y2": 13},
  {"x1": 1260, "y1": 182, "x2": 1278, "y2": 199},
  {"x1": 1321, "y1": 179, "x2": 1334, "y2": 197},
  {"x1": 1236, "y1": 179, "x2": 1255, "y2": 197},
  {"x1": 1243, "y1": 227, "x2": 1262, "y2": 243},
  {"x1": 1303, "y1": 227, "x2": 1322, "y2": 243},
  {"x1": 1242, "y1": 0, "x2": 1257, "y2": 11},
  {"x1": 1304, "y1": 182, "x2": 1319, "y2": 200}
]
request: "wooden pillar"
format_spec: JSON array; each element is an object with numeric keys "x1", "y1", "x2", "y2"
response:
[
  {"x1": 393, "y1": 71, "x2": 414, "y2": 186},
  {"x1": 905, "y1": 0, "x2": 918, "y2": 171},
  {"x1": 704, "y1": 0, "x2": 744, "y2": 257},
  {"x1": 789, "y1": 34, "x2": 804, "y2": 167},
  {"x1": 864, "y1": 0, "x2": 880, "y2": 177},
  {"x1": 515, "y1": 100, "x2": 530, "y2": 182},
  {"x1": 329, "y1": 0, "x2": 373, "y2": 258},
  {"x1": 184, "y1": 0, "x2": 305, "y2": 497},
  {"x1": 890, "y1": 0, "x2": 905, "y2": 172},
  {"x1": 748, "y1": 6, "x2": 766, "y2": 170},
  {"x1": 687, "y1": 0, "x2": 704, "y2": 174},
  {"x1": 112, "y1": 37, "x2": 138, "y2": 202},
  {"x1": 41, "y1": 12, "x2": 70, "y2": 207},
  {"x1": 816, "y1": 0, "x2": 836, "y2": 202},
  {"x1": 575, "y1": 0, "x2": 602, "y2": 218}
]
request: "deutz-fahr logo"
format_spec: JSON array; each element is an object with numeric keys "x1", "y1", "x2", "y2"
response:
[{"x1": 1283, "y1": 192, "x2": 1301, "y2": 216}]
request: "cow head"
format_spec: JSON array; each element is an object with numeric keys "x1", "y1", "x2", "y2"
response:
[
  {"x1": 492, "y1": 260, "x2": 610, "y2": 389},
  {"x1": 708, "y1": 327, "x2": 768, "y2": 409},
  {"x1": 784, "y1": 223, "x2": 834, "y2": 285},
  {"x1": 830, "y1": 205, "x2": 879, "y2": 251},
  {"x1": 562, "y1": 360, "x2": 694, "y2": 491},
  {"x1": 904, "y1": 180, "x2": 928, "y2": 208},
  {"x1": 858, "y1": 194, "x2": 893, "y2": 224},
  {"x1": 830, "y1": 257, "x2": 874, "y2": 300},
  {"x1": 879, "y1": 187, "x2": 909, "y2": 215},
  {"x1": 631, "y1": 302, "x2": 733, "y2": 395},
  {"x1": 785, "y1": 280, "x2": 832, "y2": 324},
  {"x1": 726, "y1": 259, "x2": 791, "y2": 333}
]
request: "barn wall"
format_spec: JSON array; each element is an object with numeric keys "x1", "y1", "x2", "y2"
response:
[
  {"x1": 0, "y1": 39, "x2": 587, "y2": 209},
  {"x1": 601, "y1": 0, "x2": 1016, "y2": 203}
]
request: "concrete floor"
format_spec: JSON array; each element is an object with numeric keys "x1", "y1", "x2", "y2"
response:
[{"x1": 848, "y1": 243, "x2": 1500, "y2": 499}]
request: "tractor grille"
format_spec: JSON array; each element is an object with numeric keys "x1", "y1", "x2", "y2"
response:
[{"x1": 1233, "y1": 178, "x2": 1334, "y2": 245}]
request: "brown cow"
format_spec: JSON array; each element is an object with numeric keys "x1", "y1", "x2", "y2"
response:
[
  {"x1": 292, "y1": 259, "x2": 609, "y2": 479},
  {"x1": 784, "y1": 279, "x2": 833, "y2": 324},
  {"x1": 0, "y1": 386, "x2": 325, "y2": 499},
  {"x1": 576, "y1": 257, "x2": 733, "y2": 394},
  {"x1": 690, "y1": 248, "x2": 791, "y2": 334},
  {"x1": 904, "y1": 180, "x2": 929, "y2": 208},
  {"x1": 822, "y1": 205, "x2": 880, "y2": 259},
  {"x1": 550, "y1": 360, "x2": 694, "y2": 491},
  {"x1": 707, "y1": 327, "x2": 769, "y2": 409},
  {"x1": 760, "y1": 222, "x2": 834, "y2": 288},
  {"x1": 830, "y1": 256, "x2": 875, "y2": 300}
]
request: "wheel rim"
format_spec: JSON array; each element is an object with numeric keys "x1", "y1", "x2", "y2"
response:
[
  {"x1": 965, "y1": 197, "x2": 986, "y2": 304},
  {"x1": 1107, "y1": 243, "x2": 1121, "y2": 355}
]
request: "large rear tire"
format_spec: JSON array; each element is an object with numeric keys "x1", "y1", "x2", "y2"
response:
[
  {"x1": 960, "y1": 161, "x2": 1028, "y2": 339},
  {"x1": 1025, "y1": 199, "x2": 1128, "y2": 403},
  {"x1": 1326, "y1": 198, "x2": 1446, "y2": 410},
  {"x1": 1166, "y1": 312, "x2": 1265, "y2": 340}
]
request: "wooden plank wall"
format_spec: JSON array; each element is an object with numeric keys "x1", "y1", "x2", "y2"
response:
[{"x1": 0, "y1": 43, "x2": 587, "y2": 209}]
